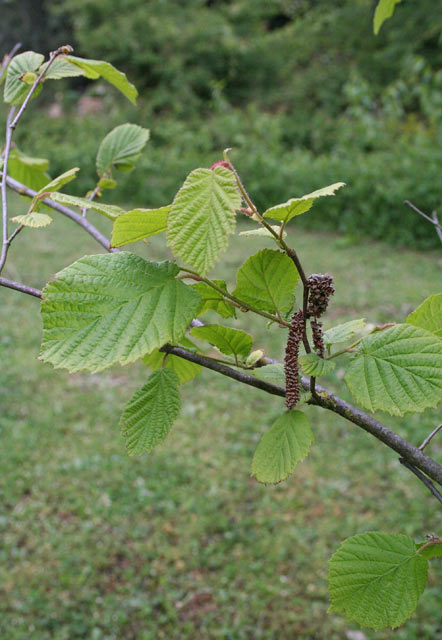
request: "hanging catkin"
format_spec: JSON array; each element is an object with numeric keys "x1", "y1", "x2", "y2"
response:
[
  {"x1": 284, "y1": 309, "x2": 304, "y2": 409},
  {"x1": 307, "y1": 273, "x2": 335, "y2": 318}
]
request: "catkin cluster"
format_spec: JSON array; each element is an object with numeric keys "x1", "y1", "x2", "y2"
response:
[
  {"x1": 307, "y1": 273, "x2": 335, "y2": 318},
  {"x1": 284, "y1": 309, "x2": 304, "y2": 410}
]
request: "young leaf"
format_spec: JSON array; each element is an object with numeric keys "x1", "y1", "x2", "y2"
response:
[
  {"x1": 374, "y1": 0, "x2": 402, "y2": 35},
  {"x1": 233, "y1": 249, "x2": 299, "y2": 315},
  {"x1": 328, "y1": 532, "x2": 428, "y2": 630},
  {"x1": 345, "y1": 324, "x2": 442, "y2": 416},
  {"x1": 142, "y1": 349, "x2": 201, "y2": 384},
  {"x1": 416, "y1": 541, "x2": 442, "y2": 560},
  {"x1": 111, "y1": 206, "x2": 170, "y2": 247},
  {"x1": 36, "y1": 167, "x2": 79, "y2": 196},
  {"x1": 407, "y1": 294, "x2": 442, "y2": 339},
  {"x1": 66, "y1": 56, "x2": 138, "y2": 103},
  {"x1": 4, "y1": 150, "x2": 50, "y2": 192},
  {"x1": 190, "y1": 281, "x2": 236, "y2": 319},
  {"x1": 4, "y1": 51, "x2": 44, "y2": 105},
  {"x1": 263, "y1": 183, "x2": 345, "y2": 224},
  {"x1": 167, "y1": 167, "x2": 241, "y2": 275},
  {"x1": 96, "y1": 124, "x2": 150, "y2": 176},
  {"x1": 120, "y1": 369, "x2": 181, "y2": 456},
  {"x1": 48, "y1": 192, "x2": 125, "y2": 220},
  {"x1": 251, "y1": 410, "x2": 314, "y2": 484},
  {"x1": 191, "y1": 324, "x2": 252, "y2": 358},
  {"x1": 40, "y1": 253, "x2": 202, "y2": 373},
  {"x1": 299, "y1": 353, "x2": 336, "y2": 377},
  {"x1": 11, "y1": 212, "x2": 52, "y2": 228},
  {"x1": 38, "y1": 57, "x2": 87, "y2": 80},
  {"x1": 323, "y1": 318, "x2": 366, "y2": 347}
]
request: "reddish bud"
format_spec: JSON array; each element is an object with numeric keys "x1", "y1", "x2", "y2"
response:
[{"x1": 210, "y1": 160, "x2": 231, "y2": 171}]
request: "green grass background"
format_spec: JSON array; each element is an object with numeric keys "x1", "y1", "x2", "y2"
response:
[{"x1": 0, "y1": 195, "x2": 441, "y2": 639}]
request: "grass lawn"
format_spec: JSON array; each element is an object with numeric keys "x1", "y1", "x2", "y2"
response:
[{"x1": 0, "y1": 194, "x2": 441, "y2": 639}]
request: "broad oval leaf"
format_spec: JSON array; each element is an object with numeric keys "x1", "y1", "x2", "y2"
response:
[
  {"x1": 324, "y1": 318, "x2": 366, "y2": 347},
  {"x1": 191, "y1": 324, "x2": 252, "y2": 358},
  {"x1": 48, "y1": 192, "x2": 125, "y2": 220},
  {"x1": 40, "y1": 253, "x2": 202, "y2": 373},
  {"x1": 299, "y1": 353, "x2": 336, "y2": 377},
  {"x1": 96, "y1": 124, "x2": 150, "y2": 176},
  {"x1": 233, "y1": 249, "x2": 299, "y2": 315},
  {"x1": 416, "y1": 541, "x2": 442, "y2": 560},
  {"x1": 38, "y1": 57, "x2": 87, "y2": 80},
  {"x1": 111, "y1": 206, "x2": 170, "y2": 247},
  {"x1": 407, "y1": 294, "x2": 442, "y2": 339},
  {"x1": 263, "y1": 182, "x2": 345, "y2": 224},
  {"x1": 6, "y1": 150, "x2": 50, "y2": 192},
  {"x1": 167, "y1": 167, "x2": 241, "y2": 275},
  {"x1": 345, "y1": 324, "x2": 442, "y2": 416},
  {"x1": 190, "y1": 280, "x2": 236, "y2": 319},
  {"x1": 11, "y1": 212, "x2": 52, "y2": 228},
  {"x1": 66, "y1": 55, "x2": 138, "y2": 103},
  {"x1": 328, "y1": 532, "x2": 428, "y2": 630},
  {"x1": 120, "y1": 369, "x2": 181, "y2": 456},
  {"x1": 142, "y1": 348, "x2": 201, "y2": 384},
  {"x1": 4, "y1": 51, "x2": 44, "y2": 105},
  {"x1": 252, "y1": 410, "x2": 314, "y2": 484},
  {"x1": 374, "y1": 0, "x2": 402, "y2": 34}
]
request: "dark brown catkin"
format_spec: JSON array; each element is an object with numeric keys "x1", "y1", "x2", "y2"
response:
[
  {"x1": 307, "y1": 273, "x2": 335, "y2": 318},
  {"x1": 311, "y1": 319, "x2": 325, "y2": 358},
  {"x1": 284, "y1": 309, "x2": 304, "y2": 410}
]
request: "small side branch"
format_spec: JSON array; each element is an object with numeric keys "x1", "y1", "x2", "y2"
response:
[
  {"x1": 0, "y1": 42, "x2": 21, "y2": 83},
  {"x1": 404, "y1": 200, "x2": 442, "y2": 243},
  {"x1": 420, "y1": 424, "x2": 442, "y2": 452},
  {"x1": 399, "y1": 458, "x2": 442, "y2": 504},
  {"x1": 0, "y1": 277, "x2": 41, "y2": 298}
]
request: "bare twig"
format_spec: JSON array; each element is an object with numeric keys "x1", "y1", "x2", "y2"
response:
[
  {"x1": 0, "y1": 276, "x2": 41, "y2": 298},
  {"x1": 399, "y1": 458, "x2": 442, "y2": 504},
  {"x1": 0, "y1": 42, "x2": 22, "y2": 83},
  {"x1": 0, "y1": 107, "x2": 17, "y2": 274},
  {"x1": 420, "y1": 424, "x2": 442, "y2": 452},
  {"x1": 81, "y1": 184, "x2": 101, "y2": 218},
  {"x1": 432, "y1": 211, "x2": 442, "y2": 243}
]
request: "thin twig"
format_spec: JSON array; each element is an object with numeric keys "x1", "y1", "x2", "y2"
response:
[
  {"x1": 399, "y1": 458, "x2": 442, "y2": 504},
  {"x1": 420, "y1": 424, "x2": 442, "y2": 452},
  {"x1": 0, "y1": 107, "x2": 17, "y2": 274},
  {"x1": 432, "y1": 211, "x2": 442, "y2": 243},
  {"x1": 404, "y1": 201, "x2": 442, "y2": 233},
  {"x1": 81, "y1": 184, "x2": 101, "y2": 218},
  {"x1": 0, "y1": 42, "x2": 22, "y2": 83},
  {"x1": 0, "y1": 277, "x2": 41, "y2": 298}
]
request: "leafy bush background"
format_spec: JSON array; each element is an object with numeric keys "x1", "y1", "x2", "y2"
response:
[{"x1": 3, "y1": 0, "x2": 442, "y2": 247}]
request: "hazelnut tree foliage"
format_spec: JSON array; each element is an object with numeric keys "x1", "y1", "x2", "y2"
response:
[{"x1": 0, "y1": 5, "x2": 441, "y2": 632}]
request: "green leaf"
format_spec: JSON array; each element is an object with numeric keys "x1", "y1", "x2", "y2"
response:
[
  {"x1": 233, "y1": 249, "x2": 299, "y2": 315},
  {"x1": 142, "y1": 349, "x2": 201, "y2": 384},
  {"x1": 40, "y1": 253, "x2": 202, "y2": 373},
  {"x1": 263, "y1": 183, "x2": 345, "y2": 224},
  {"x1": 191, "y1": 324, "x2": 252, "y2": 358},
  {"x1": 120, "y1": 369, "x2": 181, "y2": 456},
  {"x1": 245, "y1": 350, "x2": 264, "y2": 366},
  {"x1": 111, "y1": 206, "x2": 170, "y2": 247},
  {"x1": 66, "y1": 55, "x2": 138, "y2": 103},
  {"x1": 48, "y1": 192, "x2": 125, "y2": 220},
  {"x1": 299, "y1": 353, "x2": 336, "y2": 377},
  {"x1": 328, "y1": 532, "x2": 428, "y2": 630},
  {"x1": 4, "y1": 51, "x2": 44, "y2": 105},
  {"x1": 407, "y1": 294, "x2": 442, "y2": 339},
  {"x1": 253, "y1": 363, "x2": 286, "y2": 386},
  {"x1": 374, "y1": 0, "x2": 402, "y2": 35},
  {"x1": 251, "y1": 410, "x2": 314, "y2": 484},
  {"x1": 190, "y1": 280, "x2": 236, "y2": 319},
  {"x1": 36, "y1": 167, "x2": 79, "y2": 196},
  {"x1": 39, "y1": 57, "x2": 87, "y2": 80},
  {"x1": 98, "y1": 177, "x2": 117, "y2": 190},
  {"x1": 416, "y1": 541, "x2": 442, "y2": 560},
  {"x1": 239, "y1": 225, "x2": 286, "y2": 240},
  {"x1": 324, "y1": 318, "x2": 366, "y2": 347},
  {"x1": 11, "y1": 212, "x2": 52, "y2": 228},
  {"x1": 167, "y1": 167, "x2": 241, "y2": 275},
  {"x1": 345, "y1": 324, "x2": 442, "y2": 416},
  {"x1": 96, "y1": 124, "x2": 150, "y2": 176}
]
